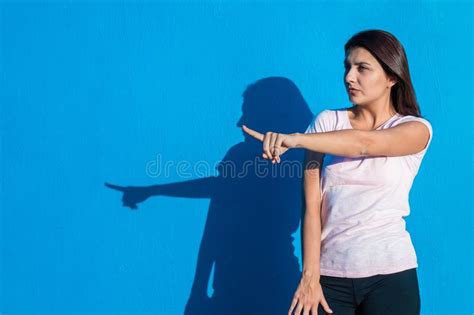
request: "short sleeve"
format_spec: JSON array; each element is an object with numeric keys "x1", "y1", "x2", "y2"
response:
[
  {"x1": 304, "y1": 109, "x2": 334, "y2": 134},
  {"x1": 396, "y1": 115, "x2": 433, "y2": 157}
]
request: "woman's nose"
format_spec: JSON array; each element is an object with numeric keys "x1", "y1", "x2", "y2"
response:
[{"x1": 345, "y1": 68, "x2": 356, "y2": 84}]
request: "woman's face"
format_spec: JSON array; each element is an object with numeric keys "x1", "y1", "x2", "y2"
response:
[{"x1": 344, "y1": 47, "x2": 396, "y2": 106}]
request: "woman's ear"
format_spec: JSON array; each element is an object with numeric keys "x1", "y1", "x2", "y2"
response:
[{"x1": 387, "y1": 75, "x2": 398, "y2": 88}]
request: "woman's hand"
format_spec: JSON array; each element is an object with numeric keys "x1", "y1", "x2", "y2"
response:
[
  {"x1": 241, "y1": 125, "x2": 300, "y2": 163},
  {"x1": 288, "y1": 275, "x2": 333, "y2": 315}
]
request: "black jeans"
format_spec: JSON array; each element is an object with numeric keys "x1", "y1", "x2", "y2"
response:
[{"x1": 317, "y1": 268, "x2": 421, "y2": 315}]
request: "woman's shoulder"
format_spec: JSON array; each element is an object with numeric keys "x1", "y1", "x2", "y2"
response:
[
  {"x1": 393, "y1": 114, "x2": 433, "y2": 134},
  {"x1": 315, "y1": 106, "x2": 351, "y2": 119},
  {"x1": 307, "y1": 107, "x2": 350, "y2": 133}
]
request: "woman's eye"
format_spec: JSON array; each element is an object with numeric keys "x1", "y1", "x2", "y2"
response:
[{"x1": 358, "y1": 67, "x2": 367, "y2": 71}]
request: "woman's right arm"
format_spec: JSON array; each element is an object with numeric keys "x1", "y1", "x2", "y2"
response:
[
  {"x1": 288, "y1": 149, "x2": 333, "y2": 315},
  {"x1": 301, "y1": 149, "x2": 324, "y2": 280}
]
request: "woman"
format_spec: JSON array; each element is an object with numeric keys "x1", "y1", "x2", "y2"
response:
[{"x1": 243, "y1": 29, "x2": 432, "y2": 315}]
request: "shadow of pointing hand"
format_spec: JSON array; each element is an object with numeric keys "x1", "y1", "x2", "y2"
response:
[{"x1": 104, "y1": 182, "x2": 152, "y2": 210}]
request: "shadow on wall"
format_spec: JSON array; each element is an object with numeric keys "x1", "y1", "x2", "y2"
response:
[{"x1": 106, "y1": 77, "x2": 315, "y2": 314}]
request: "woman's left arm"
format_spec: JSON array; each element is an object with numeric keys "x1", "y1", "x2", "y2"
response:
[{"x1": 296, "y1": 121, "x2": 430, "y2": 157}]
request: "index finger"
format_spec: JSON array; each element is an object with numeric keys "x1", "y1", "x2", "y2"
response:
[
  {"x1": 242, "y1": 125, "x2": 264, "y2": 142},
  {"x1": 104, "y1": 182, "x2": 126, "y2": 192}
]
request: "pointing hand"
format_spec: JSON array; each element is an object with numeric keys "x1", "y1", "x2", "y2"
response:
[{"x1": 241, "y1": 125, "x2": 299, "y2": 163}]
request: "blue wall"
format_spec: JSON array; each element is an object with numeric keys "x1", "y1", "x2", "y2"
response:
[{"x1": 1, "y1": 1, "x2": 472, "y2": 314}]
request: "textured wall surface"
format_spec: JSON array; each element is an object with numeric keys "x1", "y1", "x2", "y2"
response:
[{"x1": 1, "y1": 1, "x2": 472, "y2": 314}]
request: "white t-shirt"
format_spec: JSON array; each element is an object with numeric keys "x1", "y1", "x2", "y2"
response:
[{"x1": 304, "y1": 108, "x2": 433, "y2": 278}]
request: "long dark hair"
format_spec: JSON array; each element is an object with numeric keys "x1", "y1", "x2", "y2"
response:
[{"x1": 344, "y1": 29, "x2": 422, "y2": 117}]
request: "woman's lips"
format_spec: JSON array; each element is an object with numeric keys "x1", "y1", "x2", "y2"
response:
[{"x1": 349, "y1": 88, "x2": 360, "y2": 95}]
